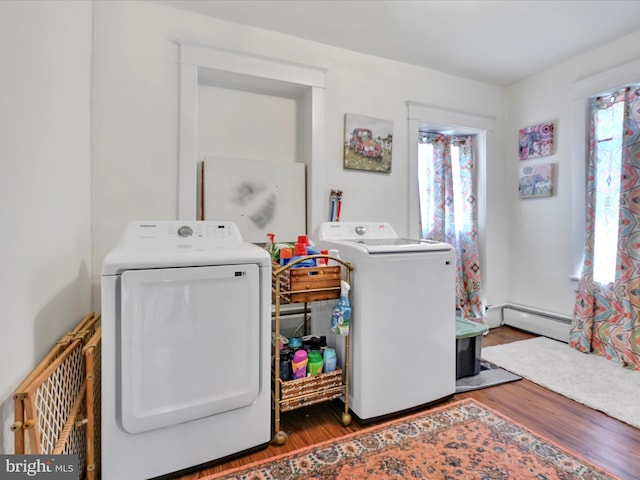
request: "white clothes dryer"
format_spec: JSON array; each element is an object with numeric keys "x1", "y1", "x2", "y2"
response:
[
  {"x1": 101, "y1": 221, "x2": 271, "y2": 479},
  {"x1": 316, "y1": 221, "x2": 456, "y2": 422}
]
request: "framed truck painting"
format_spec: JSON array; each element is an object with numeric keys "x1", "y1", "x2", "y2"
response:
[
  {"x1": 519, "y1": 122, "x2": 554, "y2": 160},
  {"x1": 343, "y1": 113, "x2": 393, "y2": 173}
]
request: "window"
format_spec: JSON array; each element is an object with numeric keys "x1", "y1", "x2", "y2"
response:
[
  {"x1": 591, "y1": 94, "x2": 624, "y2": 284},
  {"x1": 417, "y1": 133, "x2": 485, "y2": 321},
  {"x1": 417, "y1": 141, "x2": 434, "y2": 235},
  {"x1": 407, "y1": 102, "x2": 493, "y2": 319},
  {"x1": 418, "y1": 138, "x2": 466, "y2": 237},
  {"x1": 568, "y1": 58, "x2": 640, "y2": 281},
  {"x1": 571, "y1": 81, "x2": 640, "y2": 368}
]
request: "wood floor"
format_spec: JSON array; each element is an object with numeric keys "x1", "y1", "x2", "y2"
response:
[{"x1": 176, "y1": 327, "x2": 640, "y2": 480}]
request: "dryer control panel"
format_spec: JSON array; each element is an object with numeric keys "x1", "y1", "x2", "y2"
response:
[
  {"x1": 123, "y1": 221, "x2": 242, "y2": 242},
  {"x1": 102, "y1": 220, "x2": 270, "y2": 276}
]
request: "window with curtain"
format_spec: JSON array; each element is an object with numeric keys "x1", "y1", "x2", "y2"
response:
[
  {"x1": 418, "y1": 133, "x2": 485, "y2": 325},
  {"x1": 570, "y1": 85, "x2": 640, "y2": 370},
  {"x1": 592, "y1": 95, "x2": 623, "y2": 284}
]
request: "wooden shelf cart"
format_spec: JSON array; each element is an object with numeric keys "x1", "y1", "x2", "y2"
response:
[{"x1": 271, "y1": 254, "x2": 353, "y2": 445}]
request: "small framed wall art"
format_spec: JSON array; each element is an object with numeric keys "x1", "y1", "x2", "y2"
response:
[
  {"x1": 519, "y1": 122, "x2": 554, "y2": 160},
  {"x1": 343, "y1": 113, "x2": 393, "y2": 173},
  {"x1": 519, "y1": 163, "x2": 555, "y2": 198}
]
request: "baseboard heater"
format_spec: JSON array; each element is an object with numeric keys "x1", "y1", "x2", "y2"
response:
[{"x1": 502, "y1": 304, "x2": 571, "y2": 342}]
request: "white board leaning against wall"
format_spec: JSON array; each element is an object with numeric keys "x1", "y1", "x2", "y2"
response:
[{"x1": 202, "y1": 157, "x2": 306, "y2": 244}]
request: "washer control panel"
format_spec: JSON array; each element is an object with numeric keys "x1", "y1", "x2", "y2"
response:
[{"x1": 318, "y1": 221, "x2": 398, "y2": 240}]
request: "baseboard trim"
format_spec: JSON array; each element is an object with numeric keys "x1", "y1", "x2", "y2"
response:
[{"x1": 501, "y1": 305, "x2": 571, "y2": 342}]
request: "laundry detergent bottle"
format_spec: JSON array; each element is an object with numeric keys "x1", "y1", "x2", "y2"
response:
[
  {"x1": 291, "y1": 350, "x2": 308, "y2": 379},
  {"x1": 331, "y1": 281, "x2": 351, "y2": 336}
]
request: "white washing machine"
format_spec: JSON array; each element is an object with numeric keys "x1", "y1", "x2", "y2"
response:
[
  {"x1": 101, "y1": 221, "x2": 271, "y2": 479},
  {"x1": 316, "y1": 221, "x2": 456, "y2": 422}
]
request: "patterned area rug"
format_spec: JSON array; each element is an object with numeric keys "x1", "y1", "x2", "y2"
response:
[{"x1": 203, "y1": 399, "x2": 619, "y2": 480}]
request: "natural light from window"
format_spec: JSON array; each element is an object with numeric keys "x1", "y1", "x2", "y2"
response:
[
  {"x1": 450, "y1": 144, "x2": 464, "y2": 235},
  {"x1": 593, "y1": 98, "x2": 623, "y2": 284},
  {"x1": 418, "y1": 140, "x2": 464, "y2": 237},
  {"x1": 417, "y1": 142, "x2": 434, "y2": 236}
]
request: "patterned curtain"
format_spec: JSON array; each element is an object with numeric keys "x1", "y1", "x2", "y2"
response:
[
  {"x1": 420, "y1": 134, "x2": 485, "y2": 324},
  {"x1": 570, "y1": 86, "x2": 640, "y2": 370}
]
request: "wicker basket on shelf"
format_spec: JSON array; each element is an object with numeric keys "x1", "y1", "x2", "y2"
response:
[
  {"x1": 276, "y1": 368, "x2": 344, "y2": 411},
  {"x1": 272, "y1": 262, "x2": 341, "y2": 303}
]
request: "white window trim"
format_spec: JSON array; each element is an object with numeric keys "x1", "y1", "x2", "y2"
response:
[
  {"x1": 407, "y1": 102, "x2": 496, "y2": 308},
  {"x1": 569, "y1": 58, "x2": 640, "y2": 280},
  {"x1": 407, "y1": 101, "x2": 495, "y2": 238},
  {"x1": 177, "y1": 40, "x2": 326, "y2": 226}
]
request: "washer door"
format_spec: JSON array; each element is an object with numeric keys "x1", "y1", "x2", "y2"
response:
[{"x1": 119, "y1": 264, "x2": 261, "y2": 434}]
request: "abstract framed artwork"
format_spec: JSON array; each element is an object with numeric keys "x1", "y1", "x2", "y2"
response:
[
  {"x1": 343, "y1": 113, "x2": 393, "y2": 173},
  {"x1": 519, "y1": 122, "x2": 554, "y2": 160},
  {"x1": 519, "y1": 163, "x2": 555, "y2": 198}
]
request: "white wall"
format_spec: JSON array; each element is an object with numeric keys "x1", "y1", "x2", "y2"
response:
[
  {"x1": 91, "y1": 0, "x2": 508, "y2": 307},
  {"x1": 0, "y1": 1, "x2": 92, "y2": 454},
  {"x1": 197, "y1": 85, "x2": 298, "y2": 223},
  {"x1": 506, "y1": 31, "x2": 640, "y2": 317},
  {"x1": 197, "y1": 85, "x2": 297, "y2": 165}
]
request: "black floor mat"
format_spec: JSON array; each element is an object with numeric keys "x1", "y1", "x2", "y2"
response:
[{"x1": 455, "y1": 361, "x2": 521, "y2": 393}]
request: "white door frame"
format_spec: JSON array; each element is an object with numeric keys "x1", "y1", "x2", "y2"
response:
[{"x1": 177, "y1": 40, "x2": 327, "y2": 232}]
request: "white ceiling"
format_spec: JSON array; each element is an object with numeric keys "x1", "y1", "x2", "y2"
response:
[{"x1": 152, "y1": 0, "x2": 640, "y2": 86}]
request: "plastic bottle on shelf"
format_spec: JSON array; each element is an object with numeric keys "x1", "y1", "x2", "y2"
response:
[
  {"x1": 301, "y1": 335, "x2": 327, "y2": 352},
  {"x1": 327, "y1": 248, "x2": 340, "y2": 266},
  {"x1": 265, "y1": 233, "x2": 276, "y2": 261},
  {"x1": 296, "y1": 234, "x2": 322, "y2": 261},
  {"x1": 307, "y1": 351, "x2": 323, "y2": 376},
  {"x1": 291, "y1": 350, "x2": 308, "y2": 379},
  {"x1": 287, "y1": 337, "x2": 302, "y2": 350},
  {"x1": 279, "y1": 247, "x2": 293, "y2": 266},
  {"x1": 279, "y1": 348, "x2": 291, "y2": 381},
  {"x1": 304, "y1": 234, "x2": 320, "y2": 256},
  {"x1": 317, "y1": 249, "x2": 329, "y2": 266},
  {"x1": 331, "y1": 281, "x2": 351, "y2": 336},
  {"x1": 323, "y1": 348, "x2": 337, "y2": 372},
  {"x1": 294, "y1": 242, "x2": 307, "y2": 256},
  {"x1": 280, "y1": 346, "x2": 291, "y2": 355},
  {"x1": 291, "y1": 242, "x2": 315, "y2": 268}
]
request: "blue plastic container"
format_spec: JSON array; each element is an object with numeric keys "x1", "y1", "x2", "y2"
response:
[{"x1": 323, "y1": 348, "x2": 337, "y2": 373}]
